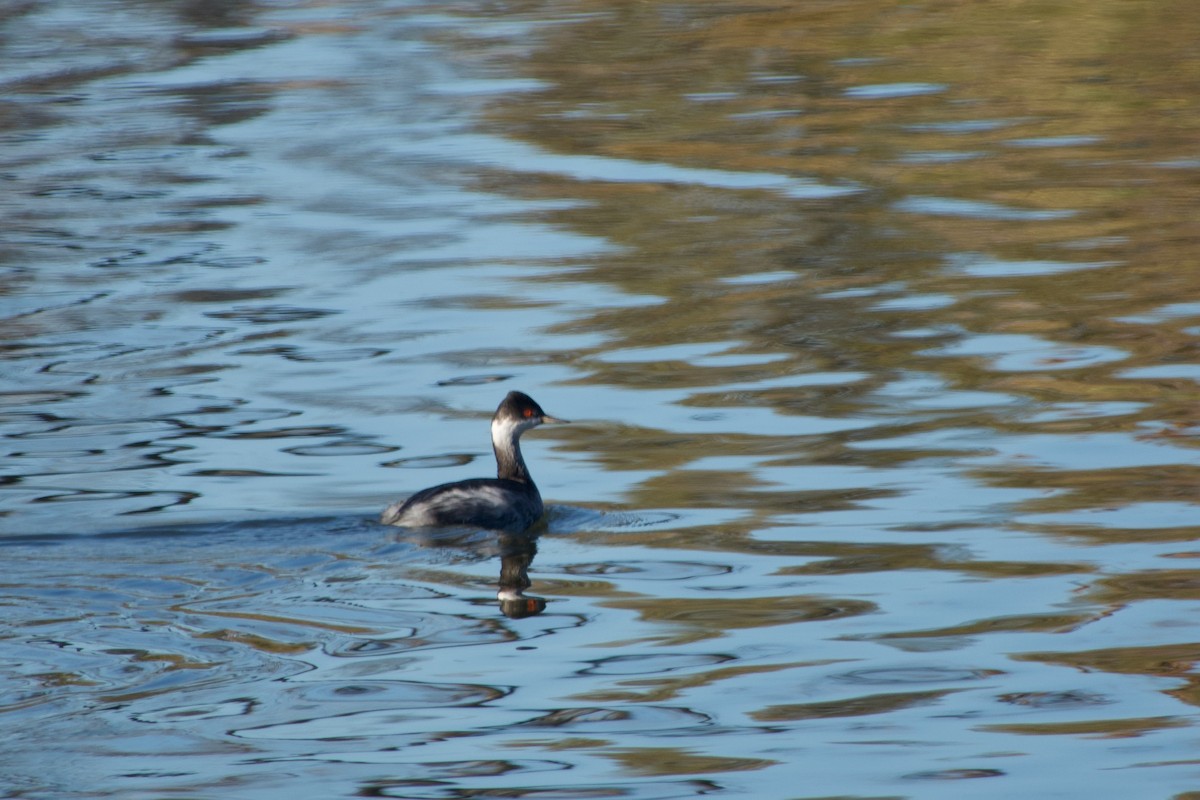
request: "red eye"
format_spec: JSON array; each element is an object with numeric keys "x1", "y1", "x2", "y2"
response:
[{"x1": 523, "y1": 408, "x2": 534, "y2": 418}]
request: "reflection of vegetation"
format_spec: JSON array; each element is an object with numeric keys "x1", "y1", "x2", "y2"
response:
[
  {"x1": 980, "y1": 715, "x2": 1187, "y2": 739},
  {"x1": 568, "y1": 526, "x2": 1089, "y2": 580},
  {"x1": 195, "y1": 629, "x2": 313, "y2": 654},
  {"x1": 437, "y1": 0, "x2": 1200, "y2": 704},
  {"x1": 987, "y1": 466, "x2": 1200, "y2": 512},
  {"x1": 572, "y1": 660, "x2": 824, "y2": 704},
  {"x1": 867, "y1": 612, "x2": 1092, "y2": 641},
  {"x1": 1018, "y1": 642, "x2": 1200, "y2": 708},
  {"x1": 600, "y1": 594, "x2": 876, "y2": 645},
  {"x1": 602, "y1": 746, "x2": 777, "y2": 776},
  {"x1": 753, "y1": 688, "x2": 957, "y2": 721},
  {"x1": 778, "y1": 542, "x2": 1088, "y2": 578},
  {"x1": 442, "y1": 0, "x2": 1199, "y2": 547},
  {"x1": 1085, "y1": 570, "x2": 1200, "y2": 603}
]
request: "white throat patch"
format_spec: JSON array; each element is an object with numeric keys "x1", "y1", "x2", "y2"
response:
[{"x1": 491, "y1": 415, "x2": 535, "y2": 449}]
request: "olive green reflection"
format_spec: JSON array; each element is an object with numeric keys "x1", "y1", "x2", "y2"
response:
[{"x1": 442, "y1": 0, "x2": 1199, "y2": 544}]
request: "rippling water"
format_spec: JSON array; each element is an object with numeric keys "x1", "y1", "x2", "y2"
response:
[{"x1": 2, "y1": 1, "x2": 1199, "y2": 798}]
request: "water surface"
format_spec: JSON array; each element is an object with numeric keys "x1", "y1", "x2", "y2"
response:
[{"x1": 2, "y1": 1, "x2": 1199, "y2": 798}]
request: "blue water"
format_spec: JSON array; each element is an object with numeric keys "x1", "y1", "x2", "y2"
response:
[{"x1": 2, "y1": 1, "x2": 1199, "y2": 798}]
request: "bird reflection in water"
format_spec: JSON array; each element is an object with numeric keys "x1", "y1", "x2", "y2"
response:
[
  {"x1": 385, "y1": 525, "x2": 549, "y2": 618},
  {"x1": 496, "y1": 531, "x2": 547, "y2": 618},
  {"x1": 379, "y1": 391, "x2": 562, "y2": 617}
]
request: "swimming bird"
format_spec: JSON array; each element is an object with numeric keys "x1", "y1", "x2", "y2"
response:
[{"x1": 380, "y1": 391, "x2": 567, "y2": 532}]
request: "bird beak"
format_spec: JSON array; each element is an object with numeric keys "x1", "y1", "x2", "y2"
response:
[{"x1": 540, "y1": 414, "x2": 569, "y2": 424}]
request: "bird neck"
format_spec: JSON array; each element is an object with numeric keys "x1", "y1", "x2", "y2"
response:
[{"x1": 492, "y1": 419, "x2": 533, "y2": 483}]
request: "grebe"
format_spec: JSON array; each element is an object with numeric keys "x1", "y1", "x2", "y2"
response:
[{"x1": 380, "y1": 391, "x2": 567, "y2": 532}]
